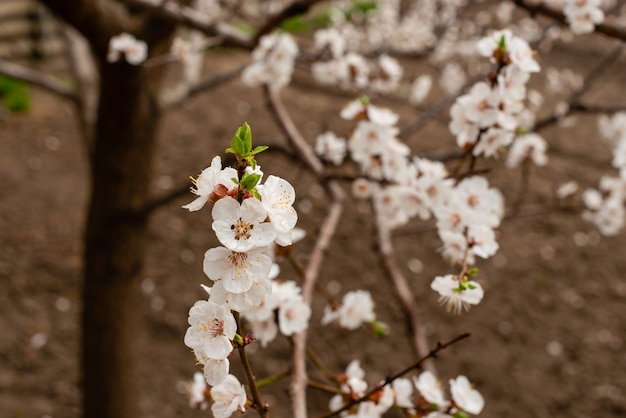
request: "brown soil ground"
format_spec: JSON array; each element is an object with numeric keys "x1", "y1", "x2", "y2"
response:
[{"x1": 1, "y1": 27, "x2": 626, "y2": 418}]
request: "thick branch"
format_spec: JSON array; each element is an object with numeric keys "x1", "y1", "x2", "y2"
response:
[
  {"x1": 0, "y1": 59, "x2": 77, "y2": 103},
  {"x1": 122, "y1": 0, "x2": 251, "y2": 49},
  {"x1": 252, "y1": 0, "x2": 325, "y2": 46},
  {"x1": 41, "y1": 0, "x2": 131, "y2": 54}
]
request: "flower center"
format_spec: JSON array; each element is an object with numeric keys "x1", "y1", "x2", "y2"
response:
[
  {"x1": 232, "y1": 218, "x2": 254, "y2": 240},
  {"x1": 208, "y1": 318, "x2": 225, "y2": 338}
]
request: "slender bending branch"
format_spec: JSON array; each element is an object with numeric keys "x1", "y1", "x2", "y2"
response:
[
  {"x1": 371, "y1": 184, "x2": 435, "y2": 372},
  {"x1": 0, "y1": 59, "x2": 78, "y2": 103},
  {"x1": 317, "y1": 333, "x2": 471, "y2": 418},
  {"x1": 265, "y1": 86, "x2": 346, "y2": 418}
]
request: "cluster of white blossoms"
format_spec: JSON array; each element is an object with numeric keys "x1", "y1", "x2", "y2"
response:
[
  {"x1": 329, "y1": 362, "x2": 484, "y2": 418},
  {"x1": 182, "y1": 124, "x2": 302, "y2": 411},
  {"x1": 242, "y1": 32, "x2": 299, "y2": 91},
  {"x1": 451, "y1": 29, "x2": 543, "y2": 160},
  {"x1": 106, "y1": 33, "x2": 148, "y2": 65},
  {"x1": 563, "y1": 0, "x2": 606, "y2": 34},
  {"x1": 579, "y1": 113, "x2": 626, "y2": 235},
  {"x1": 241, "y1": 280, "x2": 311, "y2": 347},
  {"x1": 311, "y1": 27, "x2": 403, "y2": 93}
]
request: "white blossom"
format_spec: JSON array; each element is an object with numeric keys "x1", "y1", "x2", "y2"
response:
[
  {"x1": 449, "y1": 375, "x2": 484, "y2": 415},
  {"x1": 431, "y1": 275, "x2": 484, "y2": 314},
  {"x1": 107, "y1": 33, "x2": 148, "y2": 65},
  {"x1": 183, "y1": 156, "x2": 237, "y2": 212},
  {"x1": 210, "y1": 374, "x2": 247, "y2": 418},
  {"x1": 212, "y1": 197, "x2": 276, "y2": 252}
]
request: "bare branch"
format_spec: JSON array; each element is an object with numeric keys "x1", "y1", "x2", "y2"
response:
[
  {"x1": 265, "y1": 86, "x2": 346, "y2": 418},
  {"x1": 511, "y1": 0, "x2": 626, "y2": 42},
  {"x1": 160, "y1": 64, "x2": 245, "y2": 110},
  {"x1": 122, "y1": 0, "x2": 252, "y2": 49},
  {"x1": 252, "y1": 0, "x2": 325, "y2": 46},
  {"x1": 317, "y1": 333, "x2": 471, "y2": 418},
  {"x1": 535, "y1": 43, "x2": 625, "y2": 132},
  {"x1": 371, "y1": 183, "x2": 435, "y2": 372},
  {"x1": 0, "y1": 58, "x2": 78, "y2": 102}
]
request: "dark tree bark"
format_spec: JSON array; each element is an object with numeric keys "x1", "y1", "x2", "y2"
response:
[{"x1": 39, "y1": 1, "x2": 177, "y2": 417}]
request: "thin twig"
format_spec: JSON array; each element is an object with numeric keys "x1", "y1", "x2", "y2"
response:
[
  {"x1": 265, "y1": 86, "x2": 345, "y2": 418},
  {"x1": 0, "y1": 59, "x2": 78, "y2": 103},
  {"x1": 535, "y1": 44, "x2": 625, "y2": 132},
  {"x1": 316, "y1": 333, "x2": 471, "y2": 418},
  {"x1": 371, "y1": 183, "x2": 435, "y2": 373},
  {"x1": 234, "y1": 312, "x2": 268, "y2": 417},
  {"x1": 161, "y1": 65, "x2": 245, "y2": 110}
]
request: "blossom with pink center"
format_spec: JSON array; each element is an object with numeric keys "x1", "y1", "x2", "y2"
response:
[{"x1": 184, "y1": 299, "x2": 236, "y2": 361}]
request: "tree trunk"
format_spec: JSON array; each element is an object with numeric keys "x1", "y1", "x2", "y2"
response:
[{"x1": 81, "y1": 60, "x2": 166, "y2": 418}]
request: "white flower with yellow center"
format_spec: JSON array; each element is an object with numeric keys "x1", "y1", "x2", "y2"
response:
[
  {"x1": 212, "y1": 197, "x2": 276, "y2": 252},
  {"x1": 203, "y1": 247, "x2": 272, "y2": 294},
  {"x1": 184, "y1": 299, "x2": 236, "y2": 361}
]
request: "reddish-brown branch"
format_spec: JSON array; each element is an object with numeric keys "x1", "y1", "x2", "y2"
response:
[
  {"x1": 265, "y1": 86, "x2": 345, "y2": 418},
  {"x1": 317, "y1": 333, "x2": 471, "y2": 418},
  {"x1": 371, "y1": 184, "x2": 435, "y2": 372}
]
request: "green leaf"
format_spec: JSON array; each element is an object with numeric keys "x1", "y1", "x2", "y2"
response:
[
  {"x1": 230, "y1": 134, "x2": 246, "y2": 156},
  {"x1": 498, "y1": 33, "x2": 507, "y2": 51},
  {"x1": 468, "y1": 267, "x2": 479, "y2": 276},
  {"x1": 240, "y1": 173, "x2": 261, "y2": 191},
  {"x1": 467, "y1": 283, "x2": 477, "y2": 289},
  {"x1": 235, "y1": 122, "x2": 252, "y2": 155},
  {"x1": 251, "y1": 145, "x2": 269, "y2": 155},
  {"x1": 453, "y1": 411, "x2": 470, "y2": 418}
]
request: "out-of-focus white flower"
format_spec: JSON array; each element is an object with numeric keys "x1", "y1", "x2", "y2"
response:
[
  {"x1": 183, "y1": 156, "x2": 237, "y2": 212},
  {"x1": 413, "y1": 370, "x2": 448, "y2": 406},
  {"x1": 409, "y1": 74, "x2": 433, "y2": 105},
  {"x1": 431, "y1": 275, "x2": 484, "y2": 314},
  {"x1": 278, "y1": 296, "x2": 311, "y2": 335},
  {"x1": 212, "y1": 197, "x2": 276, "y2": 252},
  {"x1": 564, "y1": 0, "x2": 605, "y2": 34},
  {"x1": 506, "y1": 133, "x2": 548, "y2": 168},
  {"x1": 210, "y1": 374, "x2": 247, "y2": 418},
  {"x1": 392, "y1": 378, "x2": 414, "y2": 408},
  {"x1": 187, "y1": 372, "x2": 209, "y2": 410},
  {"x1": 449, "y1": 375, "x2": 484, "y2": 415},
  {"x1": 314, "y1": 27, "x2": 346, "y2": 58},
  {"x1": 322, "y1": 290, "x2": 376, "y2": 330},
  {"x1": 316, "y1": 132, "x2": 347, "y2": 166},
  {"x1": 556, "y1": 181, "x2": 579, "y2": 199},
  {"x1": 242, "y1": 32, "x2": 298, "y2": 91},
  {"x1": 258, "y1": 175, "x2": 298, "y2": 246},
  {"x1": 107, "y1": 33, "x2": 148, "y2": 65}
]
